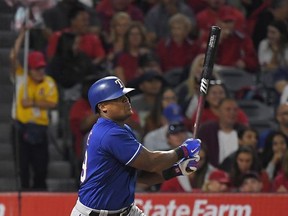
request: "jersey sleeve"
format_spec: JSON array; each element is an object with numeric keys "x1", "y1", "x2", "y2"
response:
[{"x1": 102, "y1": 126, "x2": 142, "y2": 166}]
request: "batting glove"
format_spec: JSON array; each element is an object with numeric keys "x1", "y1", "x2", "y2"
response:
[
  {"x1": 162, "y1": 155, "x2": 200, "y2": 180},
  {"x1": 175, "y1": 138, "x2": 201, "y2": 159}
]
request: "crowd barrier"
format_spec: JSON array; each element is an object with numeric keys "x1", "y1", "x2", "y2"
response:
[{"x1": 0, "y1": 192, "x2": 287, "y2": 216}]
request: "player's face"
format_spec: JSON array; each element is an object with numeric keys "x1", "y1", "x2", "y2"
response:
[{"x1": 100, "y1": 95, "x2": 133, "y2": 122}]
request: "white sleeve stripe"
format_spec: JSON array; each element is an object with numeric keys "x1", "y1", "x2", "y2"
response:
[{"x1": 125, "y1": 144, "x2": 141, "y2": 165}]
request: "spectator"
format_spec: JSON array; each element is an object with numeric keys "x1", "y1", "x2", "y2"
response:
[
  {"x1": 130, "y1": 71, "x2": 165, "y2": 127},
  {"x1": 175, "y1": 54, "x2": 210, "y2": 122},
  {"x1": 229, "y1": 146, "x2": 271, "y2": 192},
  {"x1": 139, "y1": 121, "x2": 191, "y2": 192},
  {"x1": 96, "y1": 0, "x2": 144, "y2": 34},
  {"x1": 258, "y1": 20, "x2": 288, "y2": 72},
  {"x1": 47, "y1": 32, "x2": 100, "y2": 152},
  {"x1": 190, "y1": 80, "x2": 249, "y2": 129},
  {"x1": 196, "y1": 0, "x2": 246, "y2": 35},
  {"x1": 10, "y1": 29, "x2": 59, "y2": 190},
  {"x1": 205, "y1": 11, "x2": 259, "y2": 73},
  {"x1": 47, "y1": 32, "x2": 95, "y2": 91},
  {"x1": 138, "y1": 52, "x2": 162, "y2": 74},
  {"x1": 274, "y1": 67, "x2": 288, "y2": 104},
  {"x1": 272, "y1": 150, "x2": 288, "y2": 192},
  {"x1": 143, "y1": 105, "x2": 186, "y2": 151},
  {"x1": 144, "y1": 0, "x2": 196, "y2": 45},
  {"x1": 160, "y1": 145, "x2": 215, "y2": 192},
  {"x1": 252, "y1": 0, "x2": 288, "y2": 50},
  {"x1": 202, "y1": 169, "x2": 231, "y2": 192},
  {"x1": 258, "y1": 103, "x2": 288, "y2": 151},
  {"x1": 104, "y1": 12, "x2": 132, "y2": 67},
  {"x1": 231, "y1": 0, "x2": 270, "y2": 36},
  {"x1": 220, "y1": 127, "x2": 259, "y2": 172},
  {"x1": 42, "y1": 0, "x2": 100, "y2": 35},
  {"x1": 143, "y1": 87, "x2": 179, "y2": 135},
  {"x1": 114, "y1": 22, "x2": 150, "y2": 86},
  {"x1": 238, "y1": 171, "x2": 263, "y2": 193},
  {"x1": 47, "y1": 5, "x2": 105, "y2": 65},
  {"x1": 261, "y1": 131, "x2": 288, "y2": 181},
  {"x1": 198, "y1": 98, "x2": 247, "y2": 167},
  {"x1": 156, "y1": 13, "x2": 200, "y2": 73},
  {"x1": 69, "y1": 75, "x2": 100, "y2": 169},
  {"x1": 186, "y1": 0, "x2": 208, "y2": 14}
]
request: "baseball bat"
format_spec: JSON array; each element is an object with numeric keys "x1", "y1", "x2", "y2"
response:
[{"x1": 193, "y1": 26, "x2": 221, "y2": 138}]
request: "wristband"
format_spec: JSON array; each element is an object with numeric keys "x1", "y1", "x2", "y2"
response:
[
  {"x1": 175, "y1": 146, "x2": 189, "y2": 160},
  {"x1": 162, "y1": 165, "x2": 182, "y2": 180}
]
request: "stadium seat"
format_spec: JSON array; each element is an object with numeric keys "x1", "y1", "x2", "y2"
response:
[
  {"x1": 249, "y1": 119, "x2": 278, "y2": 134},
  {"x1": 216, "y1": 68, "x2": 256, "y2": 95},
  {"x1": 163, "y1": 68, "x2": 184, "y2": 87},
  {"x1": 237, "y1": 100, "x2": 275, "y2": 121}
]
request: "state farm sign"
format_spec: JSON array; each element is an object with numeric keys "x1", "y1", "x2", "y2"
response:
[
  {"x1": 135, "y1": 198, "x2": 251, "y2": 216},
  {"x1": 0, "y1": 192, "x2": 287, "y2": 216}
]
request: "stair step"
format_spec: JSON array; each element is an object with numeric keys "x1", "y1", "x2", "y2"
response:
[
  {"x1": 0, "y1": 14, "x2": 14, "y2": 31},
  {"x1": 0, "y1": 84, "x2": 13, "y2": 103},
  {"x1": 0, "y1": 1, "x2": 16, "y2": 14},
  {"x1": 0, "y1": 67, "x2": 12, "y2": 84},
  {"x1": 0, "y1": 31, "x2": 17, "y2": 48},
  {"x1": 0, "y1": 123, "x2": 11, "y2": 143},
  {"x1": 0, "y1": 103, "x2": 12, "y2": 122},
  {"x1": 0, "y1": 48, "x2": 10, "y2": 67}
]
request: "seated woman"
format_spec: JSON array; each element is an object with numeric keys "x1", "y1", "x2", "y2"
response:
[
  {"x1": 143, "y1": 87, "x2": 181, "y2": 136},
  {"x1": 258, "y1": 20, "x2": 288, "y2": 73},
  {"x1": 189, "y1": 79, "x2": 249, "y2": 130},
  {"x1": 261, "y1": 131, "x2": 288, "y2": 181},
  {"x1": 229, "y1": 146, "x2": 271, "y2": 192}
]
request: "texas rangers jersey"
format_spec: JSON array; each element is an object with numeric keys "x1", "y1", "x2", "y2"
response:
[{"x1": 78, "y1": 117, "x2": 142, "y2": 210}]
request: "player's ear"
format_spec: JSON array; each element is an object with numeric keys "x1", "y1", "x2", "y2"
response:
[{"x1": 98, "y1": 103, "x2": 108, "y2": 113}]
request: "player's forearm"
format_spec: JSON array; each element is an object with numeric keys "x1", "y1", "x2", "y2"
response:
[
  {"x1": 132, "y1": 148, "x2": 180, "y2": 173},
  {"x1": 137, "y1": 171, "x2": 165, "y2": 186}
]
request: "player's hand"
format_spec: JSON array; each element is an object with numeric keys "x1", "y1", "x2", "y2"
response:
[
  {"x1": 179, "y1": 138, "x2": 201, "y2": 158},
  {"x1": 162, "y1": 153, "x2": 200, "y2": 180},
  {"x1": 178, "y1": 155, "x2": 200, "y2": 175}
]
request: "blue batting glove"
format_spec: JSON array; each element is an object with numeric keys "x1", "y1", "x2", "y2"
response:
[{"x1": 179, "y1": 138, "x2": 201, "y2": 159}]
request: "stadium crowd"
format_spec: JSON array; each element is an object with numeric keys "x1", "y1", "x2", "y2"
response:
[{"x1": 7, "y1": 0, "x2": 288, "y2": 193}]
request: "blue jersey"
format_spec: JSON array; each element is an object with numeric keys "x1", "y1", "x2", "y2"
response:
[{"x1": 78, "y1": 117, "x2": 142, "y2": 210}]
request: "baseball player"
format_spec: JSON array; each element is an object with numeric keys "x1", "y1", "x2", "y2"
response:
[{"x1": 70, "y1": 76, "x2": 201, "y2": 216}]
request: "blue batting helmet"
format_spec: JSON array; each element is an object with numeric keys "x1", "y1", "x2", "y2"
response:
[{"x1": 88, "y1": 76, "x2": 134, "y2": 112}]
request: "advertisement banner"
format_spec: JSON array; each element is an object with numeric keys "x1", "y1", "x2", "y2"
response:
[{"x1": 0, "y1": 192, "x2": 287, "y2": 216}]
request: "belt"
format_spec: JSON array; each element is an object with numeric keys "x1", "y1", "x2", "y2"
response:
[{"x1": 89, "y1": 205, "x2": 132, "y2": 216}]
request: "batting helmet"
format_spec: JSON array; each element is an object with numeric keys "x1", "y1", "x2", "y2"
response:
[{"x1": 88, "y1": 76, "x2": 134, "y2": 112}]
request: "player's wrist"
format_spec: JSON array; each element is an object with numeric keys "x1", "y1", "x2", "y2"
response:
[
  {"x1": 162, "y1": 164, "x2": 182, "y2": 180},
  {"x1": 174, "y1": 145, "x2": 189, "y2": 160}
]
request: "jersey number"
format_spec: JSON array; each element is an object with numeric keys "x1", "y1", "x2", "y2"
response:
[{"x1": 80, "y1": 151, "x2": 88, "y2": 183}]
